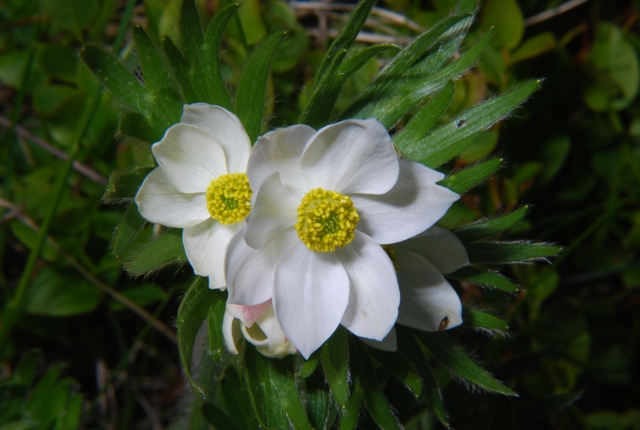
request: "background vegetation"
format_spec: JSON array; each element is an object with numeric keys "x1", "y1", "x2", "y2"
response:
[{"x1": 1, "y1": 0, "x2": 638, "y2": 428}]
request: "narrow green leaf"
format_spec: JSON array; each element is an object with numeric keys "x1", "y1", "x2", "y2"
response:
[
  {"x1": 112, "y1": 204, "x2": 146, "y2": 259},
  {"x1": 345, "y1": 15, "x2": 470, "y2": 120},
  {"x1": 448, "y1": 266, "x2": 520, "y2": 293},
  {"x1": 314, "y1": 0, "x2": 377, "y2": 84},
  {"x1": 103, "y1": 167, "x2": 153, "y2": 203},
  {"x1": 513, "y1": 391, "x2": 583, "y2": 428},
  {"x1": 394, "y1": 80, "x2": 454, "y2": 149},
  {"x1": 466, "y1": 242, "x2": 561, "y2": 264},
  {"x1": 179, "y1": 0, "x2": 204, "y2": 65},
  {"x1": 244, "y1": 349, "x2": 313, "y2": 430},
  {"x1": 321, "y1": 327, "x2": 350, "y2": 408},
  {"x1": 417, "y1": 332, "x2": 516, "y2": 395},
  {"x1": 207, "y1": 290, "x2": 228, "y2": 363},
  {"x1": 463, "y1": 308, "x2": 509, "y2": 331},
  {"x1": 132, "y1": 25, "x2": 182, "y2": 125},
  {"x1": 201, "y1": 402, "x2": 238, "y2": 430},
  {"x1": 438, "y1": 157, "x2": 503, "y2": 194},
  {"x1": 396, "y1": 328, "x2": 449, "y2": 428},
  {"x1": 177, "y1": 277, "x2": 214, "y2": 398},
  {"x1": 338, "y1": 379, "x2": 365, "y2": 430},
  {"x1": 454, "y1": 206, "x2": 530, "y2": 242},
  {"x1": 370, "y1": 349, "x2": 422, "y2": 398},
  {"x1": 219, "y1": 367, "x2": 256, "y2": 430},
  {"x1": 124, "y1": 229, "x2": 187, "y2": 275},
  {"x1": 119, "y1": 112, "x2": 163, "y2": 142},
  {"x1": 162, "y1": 37, "x2": 197, "y2": 103},
  {"x1": 297, "y1": 353, "x2": 320, "y2": 379},
  {"x1": 235, "y1": 32, "x2": 286, "y2": 142},
  {"x1": 404, "y1": 80, "x2": 540, "y2": 167},
  {"x1": 352, "y1": 343, "x2": 402, "y2": 430},
  {"x1": 202, "y1": 3, "x2": 238, "y2": 110},
  {"x1": 353, "y1": 31, "x2": 492, "y2": 128},
  {"x1": 380, "y1": 15, "x2": 471, "y2": 79},
  {"x1": 301, "y1": 44, "x2": 400, "y2": 127},
  {"x1": 306, "y1": 385, "x2": 332, "y2": 430},
  {"x1": 80, "y1": 45, "x2": 149, "y2": 114}
]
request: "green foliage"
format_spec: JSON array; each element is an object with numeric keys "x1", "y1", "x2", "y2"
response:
[{"x1": 3, "y1": 0, "x2": 638, "y2": 428}]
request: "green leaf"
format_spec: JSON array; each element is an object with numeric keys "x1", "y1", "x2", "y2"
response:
[
  {"x1": 321, "y1": 327, "x2": 350, "y2": 407},
  {"x1": 404, "y1": 80, "x2": 539, "y2": 167},
  {"x1": 463, "y1": 308, "x2": 509, "y2": 331},
  {"x1": 369, "y1": 349, "x2": 422, "y2": 398},
  {"x1": 103, "y1": 167, "x2": 153, "y2": 203},
  {"x1": 306, "y1": 385, "x2": 332, "y2": 430},
  {"x1": 510, "y1": 32, "x2": 556, "y2": 64},
  {"x1": 22, "y1": 267, "x2": 101, "y2": 317},
  {"x1": 314, "y1": 0, "x2": 377, "y2": 88},
  {"x1": 112, "y1": 204, "x2": 146, "y2": 259},
  {"x1": 124, "y1": 229, "x2": 187, "y2": 275},
  {"x1": 396, "y1": 328, "x2": 449, "y2": 428},
  {"x1": 417, "y1": 332, "x2": 516, "y2": 395},
  {"x1": 338, "y1": 379, "x2": 365, "y2": 430},
  {"x1": 345, "y1": 15, "x2": 471, "y2": 122},
  {"x1": 297, "y1": 353, "x2": 320, "y2": 379},
  {"x1": 179, "y1": 0, "x2": 204, "y2": 67},
  {"x1": 353, "y1": 31, "x2": 491, "y2": 128},
  {"x1": 207, "y1": 291, "x2": 228, "y2": 364},
  {"x1": 235, "y1": 32, "x2": 286, "y2": 142},
  {"x1": 301, "y1": 44, "x2": 400, "y2": 128},
  {"x1": 466, "y1": 242, "x2": 562, "y2": 264},
  {"x1": 448, "y1": 266, "x2": 520, "y2": 293},
  {"x1": 438, "y1": 157, "x2": 503, "y2": 194},
  {"x1": 119, "y1": 112, "x2": 162, "y2": 142},
  {"x1": 352, "y1": 343, "x2": 402, "y2": 430},
  {"x1": 202, "y1": 3, "x2": 238, "y2": 110},
  {"x1": 132, "y1": 25, "x2": 183, "y2": 126},
  {"x1": 80, "y1": 45, "x2": 149, "y2": 114},
  {"x1": 41, "y1": 0, "x2": 96, "y2": 39},
  {"x1": 394, "y1": 80, "x2": 455, "y2": 149},
  {"x1": 454, "y1": 206, "x2": 530, "y2": 243},
  {"x1": 162, "y1": 37, "x2": 196, "y2": 103},
  {"x1": 513, "y1": 391, "x2": 584, "y2": 428},
  {"x1": 201, "y1": 402, "x2": 239, "y2": 430},
  {"x1": 10, "y1": 222, "x2": 58, "y2": 262},
  {"x1": 177, "y1": 277, "x2": 215, "y2": 398},
  {"x1": 219, "y1": 367, "x2": 256, "y2": 430},
  {"x1": 244, "y1": 349, "x2": 313, "y2": 430},
  {"x1": 481, "y1": 0, "x2": 524, "y2": 50}
]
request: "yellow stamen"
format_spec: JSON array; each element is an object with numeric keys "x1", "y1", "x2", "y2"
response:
[
  {"x1": 206, "y1": 173, "x2": 252, "y2": 225},
  {"x1": 295, "y1": 188, "x2": 359, "y2": 252},
  {"x1": 381, "y1": 245, "x2": 399, "y2": 270}
]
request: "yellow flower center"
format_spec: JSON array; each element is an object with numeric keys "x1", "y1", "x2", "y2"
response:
[
  {"x1": 295, "y1": 188, "x2": 359, "y2": 252},
  {"x1": 381, "y1": 245, "x2": 399, "y2": 270},
  {"x1": 206, "y1": 173, "x2": 252, "y2": 225}
]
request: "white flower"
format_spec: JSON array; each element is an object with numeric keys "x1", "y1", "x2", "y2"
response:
[
  {"x1": 223, "y1": 300, "x2": 297, "y2": 358},
  {"x1": 225, "y1": 119, "x2": 460, "y2": 358},
  {"x1": 135, "y1": 104, "x2": 252, "y2": 289},
  {"x1": 363, "y1": 226, "x2": 469, "y2": 351}
]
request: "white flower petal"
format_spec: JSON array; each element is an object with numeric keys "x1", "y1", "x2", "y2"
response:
[
  {"x1": 300, "y1": 119, "x2": 399, "y2": 195},
  {"x1": 244, "y1": 173, "x2": 300, "y2": 249},
  {"x1": 180, "y1": 104, "x2": 252, "y2": 173},
  {"x1": 135, "y1": 168, "x2": 210, "y2": 228},
  {"x1": 248, "y1": 125, "x2": 315, "y2": 192},
  {"x1": 226, "y1": 301, "x2": 271, "y2": 327},
  {"x1": 152, "y1": 124, "x2": 228, "y2": 193},
  {"x1": 360, "y1": 328, "x2": 398, "y2": 352},
  {"x1": 396, "y1": 249, "x2": 463, "y2": 331},
  {"x1": 273, "y1": 243, "x2": 349, "y2": 359},
  {"x1": 352, "y1": 159, "x2": 459, "y2": 244},
  {"x1": 246, "y1": 304, "x2": 297, "y2": 357},
  {"x1": 337, "y1": 232, "x2": 400, "y2": 341},
  {"x1": 395, "y1": 226, "x2": 469, "y2": 274},
  {"x1": 223, "y1": 310, "x2": 241, "y2": 355},
  {"x1": 183, "y1": 219, "x2": 243, "y2": 289},
  {"x1": 226, "y1": 228, "x2": 299, "y2": 306}
]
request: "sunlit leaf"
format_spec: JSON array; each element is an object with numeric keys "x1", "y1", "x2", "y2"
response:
[
  {"x1": 448, "y1": 266, "x2": 520, "y2": 293},
  {"x1": 439, "y1": 157, "x2": 503, "y2": 194},
  {"x1": 466, "y1": 241, "x2": 561, "y2": 264},
  {"x1": 463, "y1": 308, "x2": 509, "y2": 331},
  {"x1": 321, "y1": 327, "x2": 350, "y2": 407},
  {"x1": 454, "y1": 206, "x2": 530, "y2": 243}
]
